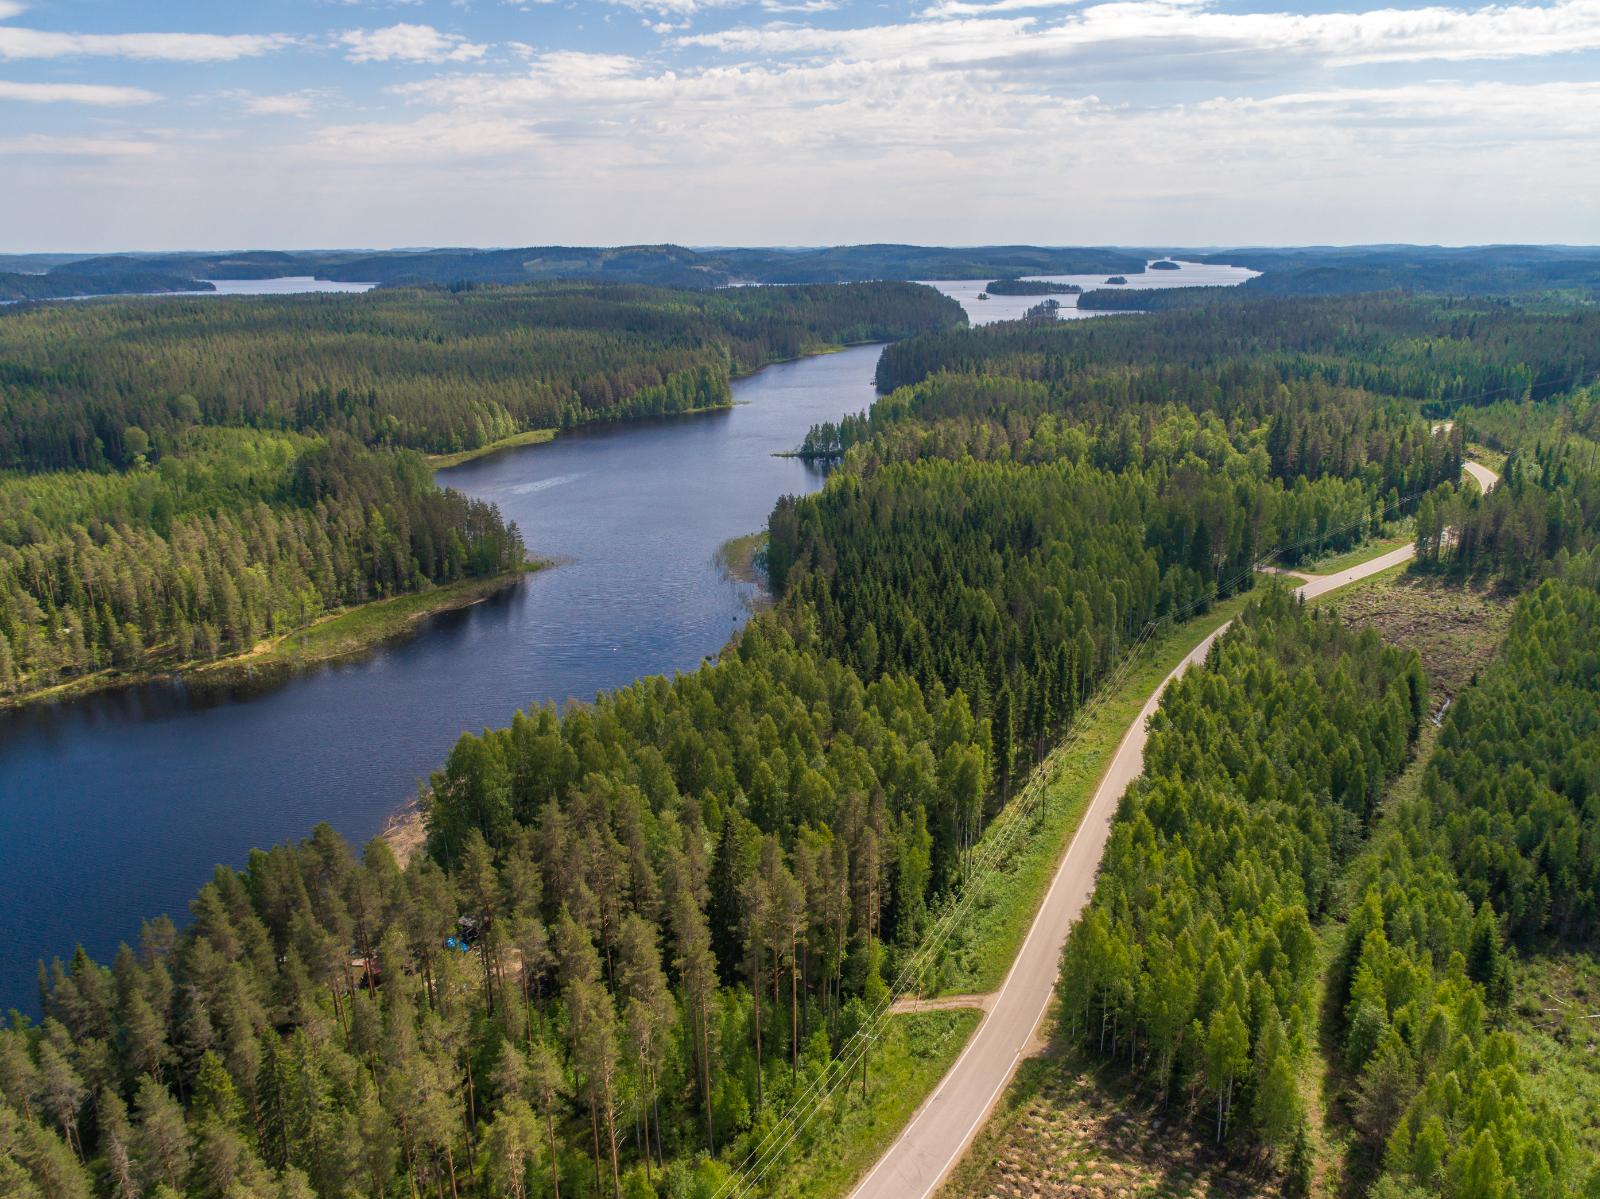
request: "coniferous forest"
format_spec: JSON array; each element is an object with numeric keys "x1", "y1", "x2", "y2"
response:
[
  {"x1": 4, "y1": 286, "x2": 1600, "y2": 1199},
  {"x1": 0, "y1": 281, "x2": 962, "y2": 699}
]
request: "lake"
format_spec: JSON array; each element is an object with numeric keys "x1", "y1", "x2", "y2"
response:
[
  {"x1": 0, "y1": 347, "x2": 862, "y2": 1009},
  {"x1": 929, "y1": 260, "x2": 1258, "y2": 325},
  {"x1": 203, "y1": 277, "x2": 377, "y2": 296},
  {"x1": 0, "y1": 268, "x2": 1250, "y2": 1009}
]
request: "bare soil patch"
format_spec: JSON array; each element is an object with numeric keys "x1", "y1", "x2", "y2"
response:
[
  {"x1": 1319, "y1": 568, "x2": 1513, "y2": 703},
  {"x1": 939, "y1": 1047, "x2": 1280, "y2": 1199}
]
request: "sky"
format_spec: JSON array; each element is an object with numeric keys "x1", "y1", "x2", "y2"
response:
[{"x1": 0, "y1": 0, "x2": 1597, "y2": 251}]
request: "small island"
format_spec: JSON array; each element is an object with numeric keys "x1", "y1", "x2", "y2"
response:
[
  {"x1": 1104, "y1": 275, "x2": 1128, "y2": 285},
  {"x1": 985, "y1": 277, "x2": 1084, "y2": 296},
  {"x1": 1149, "y1": 259, "x2": 1182, "y2": 270}
]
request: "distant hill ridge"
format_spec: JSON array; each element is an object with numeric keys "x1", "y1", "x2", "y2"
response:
[
  {"x1": 0, "y1": 244, "x2": 1149, "y2": 301},
  {"x1": 5, "y1": 243, "x2": 1600, "y2": 303}
]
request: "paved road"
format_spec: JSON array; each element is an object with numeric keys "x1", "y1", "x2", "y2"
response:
[{"x1": 848, "y1": 459, "x2": 1498, "y2": 1199}]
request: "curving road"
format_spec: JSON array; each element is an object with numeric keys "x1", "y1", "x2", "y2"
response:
[{"x1": 848, "y1": 457, "x2": 1498, "y2": 1199}]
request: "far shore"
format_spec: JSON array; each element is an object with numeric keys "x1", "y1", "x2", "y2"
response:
[
  {"x1": 0, "y1": 563, "x2": 543, "y2": 714},
  {"x1": 425, "y1": 340, "x2": 879, "y2": 470}
]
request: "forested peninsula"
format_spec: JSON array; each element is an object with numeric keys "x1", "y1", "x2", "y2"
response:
[
  {"x1": 0, "y1": 281, "x2": 963, "y2": 703},
  {"x1": 982, "y1": 279, "x2": 1082, "y2": 296},
  {"x1": 7, "y1": 286, "x2": 1599, "y2": 1199}
]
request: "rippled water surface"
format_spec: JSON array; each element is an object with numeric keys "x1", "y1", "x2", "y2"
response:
[
  {"x1": 0, "y1": 266, "x2": 1255, "y2": 1008},
  {"x1": 0, "y1": 346, "x2": 868, "y2": 1008}
]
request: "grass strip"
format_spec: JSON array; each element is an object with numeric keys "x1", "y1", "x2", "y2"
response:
[
  {"x1": 775, "y1": 1010, "x2": 981, "y2": 1199},
  {"x1": 935, "y1": 590, "x2": 1256, "y2": 997},
  {"x1": 249, "y1": 566, "x2": 539, "y2": 669},
  {"x1": 427, "y1": 428, "x2": 557, "y2": 469}
]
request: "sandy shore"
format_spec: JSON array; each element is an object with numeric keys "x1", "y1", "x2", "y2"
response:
[{"x1": 380, "y1": 799, "x2": 427, "y2": 867}]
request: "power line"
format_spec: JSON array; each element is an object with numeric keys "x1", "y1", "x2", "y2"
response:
[{"x1": 713, "y1": 437, "x2": 1483, "y2": 1199}]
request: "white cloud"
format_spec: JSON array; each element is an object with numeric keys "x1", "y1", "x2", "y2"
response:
[
  {"x1": 224, "y1": 89, "x2": 328, "y2": 116},
  {"x1": 0, "y1": 26, "x2": 294, "y2": 61},
  {"x1": 0, "y1": 133, "x2": 159, "y2": 155},
  {"x1": 339, "y1": 23, "x2": 489, "y2": 62},
  {"x1": 0, "y1": 1, "x2": 24, "y2": 17},
  {"x1": 0, "y1": 79, "x2": 158, "y2": 104},
  {"x1": 4, "y1": 0, "x2": 1600, "y2": 248},
  {"x1": 689, "y1": 0, "x2": 1600, "y2": 68}
]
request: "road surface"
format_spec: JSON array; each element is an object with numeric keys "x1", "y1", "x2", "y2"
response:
[{"x1": 847, "y1": 458, "x2": 1498, "y2": 1199}]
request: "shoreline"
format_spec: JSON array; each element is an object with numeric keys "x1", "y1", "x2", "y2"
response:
[
  {"x1": 381, "y1": 797, "x2": 427, "y2": 868},
  {"x1": 0, "y1": 565, "x2": 541, "y2": 714},
  {"x1": 425, "y1": 428, "x2": 556, "y2": 469},
  {"x1": 427, "y1": 340, "x2": 882, "y2": 471},
  {"x1": 715, "y1": 530, "x2": 770, "y2": 593}
]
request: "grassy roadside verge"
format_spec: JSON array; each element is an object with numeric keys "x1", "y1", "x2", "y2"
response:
[
  {"x1": 426, "y1": 429, "x2": 556, "y2": 469},
  {"x1": 1294, "y1": 529, "x2": 1413, "y2": 575},
  {"x1": 933, "y1": 590, "x2": 1256, "y2": 997},
  {"x1": 1, "y1": 566, "x2": 538, "y2": 712},
  {"x1": 774, "y1": 1010, "x2": 981, "y2": 1199}
]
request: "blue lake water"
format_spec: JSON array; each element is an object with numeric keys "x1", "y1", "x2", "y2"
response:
[
  {"x1": 0, "y1": 346, "x2": 865, "y2": 1009},
  {"x1": 0, "y1": 266, "x2": 1255, "y2": 1009}
]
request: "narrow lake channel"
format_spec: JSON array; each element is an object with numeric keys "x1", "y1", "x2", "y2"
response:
[
  {"x1": 0, "y1": 345, "x2": 872, "y2": 1009},
  {"x1": 0, "y1": 263, "x2": 1257, "y2": 1008}
]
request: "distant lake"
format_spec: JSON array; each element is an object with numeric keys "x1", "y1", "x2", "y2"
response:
[
  {"x1": 1, "y1": 277, "x2": 380, "y2": 306},
  {"x1": 924, "y1": 260, "x2": 1259, "y2": 325},
  {"x1": 202, "y1": 277, "x2": 377, "y2": 296},
  {"x1": 0, "y1": 263, "x2": 1256, "y2": 1010},
  {"x1": 0, "y1": 346, "x2": 866, "y2": 1010}
]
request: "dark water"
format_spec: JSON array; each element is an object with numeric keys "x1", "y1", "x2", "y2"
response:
[
  {"x1": 0, "y1": 345, "x2": 874, "y2": 1010},
  {"x1": 0, "y1": 265, "x2": 1260, "y2": 1009},
  {"x1": 929, "y1": 260, "x2": 1258, "y2": 325}
]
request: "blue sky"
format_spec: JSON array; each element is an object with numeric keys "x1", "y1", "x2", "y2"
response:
[{"x1": 2, "y1": 0, "x2": 1598, "y2": 250}]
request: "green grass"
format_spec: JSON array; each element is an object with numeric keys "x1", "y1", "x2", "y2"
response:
[
  {"x1": 1509, "y1": 948, "x2": 1600, "y2": 1165},
  {"x1": 245, "y1": 566, "x2": 538, "y2": 670},
  {"x1": 932, "y1": 590, "x2": 1256, "y2": 997},
  {"x1": 1294, "y1": 527, "x2": 1413, "y2": 575},
  {"x1": 426, "y1": 428, "x2": 556, "y2": 469},
  {"x1": 770, "y1": 1009, "x2": 980, "y2": 1199}
]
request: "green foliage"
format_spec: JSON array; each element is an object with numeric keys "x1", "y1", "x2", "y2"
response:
[
  {"x1": 0, "y1": 432, "x2": 523, "y2": 694},
  {"x1": 0, "y1": 280, "x2": 957, "y2": 698},
  {"x1": 0, "y1": 281, "x2": 962, "y2": 468},
  {"x1": 1055, "y1": 589, "x2": 1424, "y2": 1157},
  {"x1": 7, "y1": 290, "x2": 1595, "y2": 1199}
]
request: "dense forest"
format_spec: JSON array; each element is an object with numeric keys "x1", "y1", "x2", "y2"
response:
[
  {"x1": 1195, "y1": 245, "x2": 1600, "y2": 298},
  {"x1": 983, "y1": 280, "x2": 1082, "y2": 296},
  {"x1": 0, "y1": 432, "x2": 523, "y2": 692},
  {"x1": 1047, "y1": 336, "x2": 1600, "y2": 1195},
  {"x1": 875, "y1": 293, "x2": 1600, "y2": 407},
  {"x1": 0, "y1": 281, "x2": 959, "y2": 698},
  {"x1": 4, "y1": 291, "x2": 1597, "y2": 1199},
  {"x1": 1412, "y1": 386, "x2": 1600, "y2": 582},
  {"x1": 1059, "y1": 590, "x2": 1428, "y2": 1162},
  {"x1": 0, "y1": 281, "x2": 963, "y2": 470},
  {"x1": 0, "y1": 245, "x2": 1149, "y2": 300}
]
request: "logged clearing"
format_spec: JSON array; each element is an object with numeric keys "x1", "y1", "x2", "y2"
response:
[
  {"x1": 1510, "y1": 949, "x2": 1600, "y2": 1164},
  {"x1": 939, "y1": 1047, "x2": 1275, "y2": 1199},
  {"x1": 936, "y1": 567, "x2": 1517, "y2": 1199},
  {"x1": 1317, "y1": 566, "x2": 1513, "y2": 701}
]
